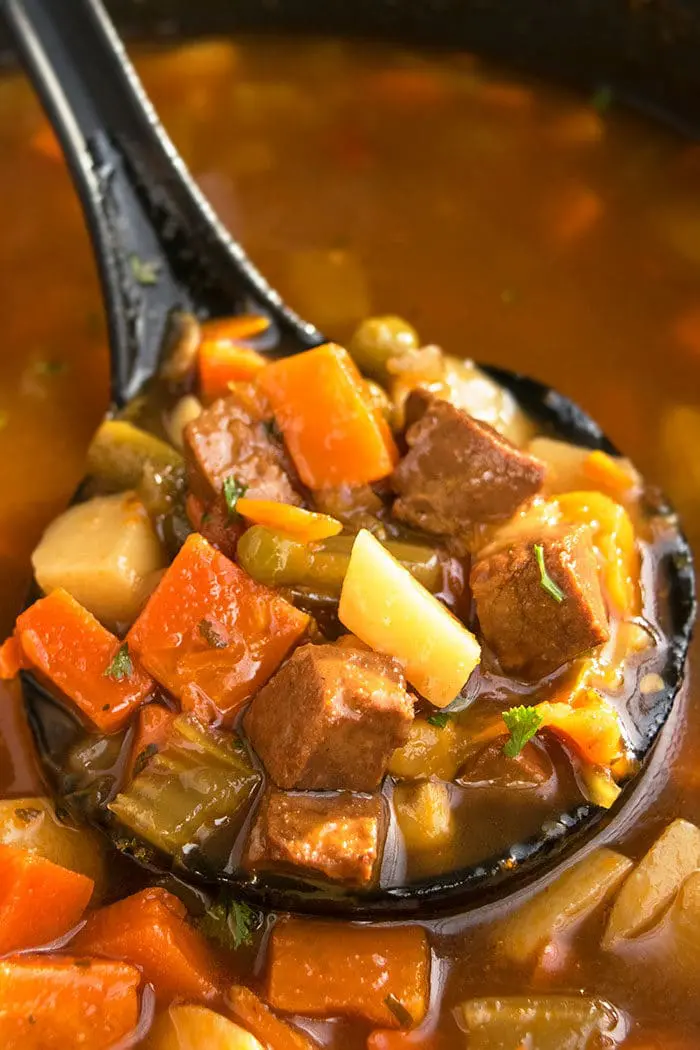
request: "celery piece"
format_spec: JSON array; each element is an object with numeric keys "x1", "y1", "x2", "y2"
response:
[
  {"x1": 237, "y1": 526, "x2": 443, "y2": 597},
  {"x1": 109, "y1": 714, "x2": 261, "y2": 855},
  {"x1": 87, "y1": 419, "x2": 183, "y2": 492},
  {"x1": 457, "y1": 995, "x2": 622, "y2": 1050}
]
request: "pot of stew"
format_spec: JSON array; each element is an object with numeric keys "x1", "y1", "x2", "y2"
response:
[{"x1": 0, "y1": 0, "x2": 698, "y2": 1047}]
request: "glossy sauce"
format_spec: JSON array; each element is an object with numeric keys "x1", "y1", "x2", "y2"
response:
[{"x1": 0, "y1": 35, "x2": 699, "y2": 1045}]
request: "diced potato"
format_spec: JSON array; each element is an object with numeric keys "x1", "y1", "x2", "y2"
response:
[
  {"x1": 389, "y1": 718, "x2": 463, "y2": 780},
  {"x1": 456, "y1": 995, "x2": 621, "y2": 1050},
  {"x1": 495, "y1": 848, "x2": 633, "y2": 964},
  {"x1": 166, "y1": 395, "x2": 203, "y2": 449},
  {"x1": 661, "y1": 870, "x2": 700, "y2": 980},
  {"x1": 528, "y1": 437, "x2": 591, "y2": 494},
  {"x1": 338, "y1": 530, "x2": 481, "y2": 707},
  {"x1": 32, "y1": 492, "x2": 166, "y2": 629},
  {"x1": 394, "y1": 780, "x2": 453, "y2": 851},
  {"x1": 144, "y1": 1005, "x2": 263, "y2": 1050},
  {"x1": 602, "y1": 819, "x2": 700, "y2": 949},
  {"x1": 578, "y1": 765, "x2": 622, "y2": 809},
  {"x1": 0, "y1": 797, "x2": 106, "y2": 899}
]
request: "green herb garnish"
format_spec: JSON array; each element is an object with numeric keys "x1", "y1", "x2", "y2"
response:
[
  {"x1": 199, "y1": 618, "x2": 227, "y2": 649},
  {"x1": 427, "y1": 711, "x2": 451, "y2": 729},
  {"x1": 223, "y1": 475, "x2": 248, "y2": 518},
  {"x1": 104, "y1": 643, "x2": 133, "y2": 681},
  {"x1": 199, "y1": 897, "x2": 261, "y2": 951},
  {"x1": 503, "y1": 705, "x2": 543, "y2": 758},
  {"x1": 534, "y1": 543, "x2": 565, "y2": 603},
  {"x1": 129, "y1": 253, "x2": 160, "y2": 286},
  {"x1": 133, "y1": 742, "x2": 159, "y2": 778},
  {"x1": 384, "y1": 994, "x2": 413, "y2": 1028}
]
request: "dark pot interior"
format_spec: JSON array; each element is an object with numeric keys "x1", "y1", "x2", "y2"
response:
[{"x1": 95, "y1": 0, "x2": 700, "y2": 135}]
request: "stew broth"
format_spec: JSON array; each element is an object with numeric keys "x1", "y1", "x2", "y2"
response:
[{"x1": 0, "y1": 34, "x2": 699, "y2": 1048}]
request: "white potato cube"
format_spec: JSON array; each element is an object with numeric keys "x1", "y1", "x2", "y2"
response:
[{"x1": 32, "y1": 492, "x2": 165, "y2": 629}]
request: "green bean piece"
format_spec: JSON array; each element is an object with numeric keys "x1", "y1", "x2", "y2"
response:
[
  {"x1": 349, "y1": 315, "x2": 419, "y2": 381},
  {"x1": 109, "y1": 714, "x2": 261, "y2": 856},
  {"x1": 237, "y1": 526, "x2": 444, "y2": 596},
  {"x1": 87, "y1": 419, "x2": 183, "y2": 492}
]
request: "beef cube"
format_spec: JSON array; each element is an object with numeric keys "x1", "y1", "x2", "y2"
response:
[
  {"x1": 457, "y1": 738, "x2": 554, "y2": 789},
  {"x1": 244, "y1": 643, "x2": 414, "y2": 791},
  {"x1": 245, "y1": 790, "x2": 384, "y2": 886},
  {"x1": 391, "y1": 396, "x2": 544, "y2": 536},
  {"x1": 470, "y1": 524, "x2": 610, "y2": 680},
  {"x1": 184, "y1": 392, "x2": 302, "y2": 505}
]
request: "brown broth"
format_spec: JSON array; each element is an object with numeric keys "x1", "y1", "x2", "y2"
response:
[{"x1": 0, "y1": 34, "x2": 699, "y2": 1046}]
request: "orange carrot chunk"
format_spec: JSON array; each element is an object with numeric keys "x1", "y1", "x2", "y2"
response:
[
  {"x1": 582, "y1": 450, "x2": 638, "y2": 500},
  {"x1": 267, "y1": 919, "x2": 429, "y2": 1028},
  {"x1": 236, "y1": 499, "x2": 342, "y2": 543},
  {"x1": 14, "y1": 589, "x2": 153, "y2": 733},
  {"x1": 127, "y1": 533, "x2": 309, "y2": 723},
  {"x1": 227, "y1": 985, "x2": 317, "y2": 1050},
  {"x1": 126, "y1": 702, "x2": 177, "y2": 780},
  {"x1": 0, "y1": 844, "x2": 94, "y2": 954},
  {"x1": 258, "y1": 343, "x2": 399, "y2": 489},
  {"x1": 537, "y1": 692, "x2": 625, "y2": 769},
  {"x1": 71, "y1": 887, "x2": 222, "y2": 1004},
  {"x1": 0, "y1": 956, "x2": 141, "y2": 1050},
  {"x1": 199, "y1": 316, "x2": 270, "y2": 400},
  {"x1": 0, "y1": 637, "x2": 28, "y2": 680}
]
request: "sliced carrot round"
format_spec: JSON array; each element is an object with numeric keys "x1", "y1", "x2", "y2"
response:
[{"x1": 236, "y1": 499, "x2": 343, "y2": 543}]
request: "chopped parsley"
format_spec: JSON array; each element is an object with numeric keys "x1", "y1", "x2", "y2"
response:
[
  {"x1": 198, "y1": 897, "x2": 261, "y2": 951},
  {"x1": 199, "y1": 618, "x2": 227, "y2": 649},
  {"x1": 384, "y1": 994, "x2": 413, "y2": 1027},
  {"x1": 104, "y1": 643, "x2": 133, "y2": 681},
  {"x1": 129, "y1": 253, "x2": 160, "y2": 286},
  {"x1": 534, "y1": 543, "x2": 565, "y2": 603},
  {"x1": 427, "y1": 711, "x2": 451, "y2": 729},
  {"x1": 223, "y1": 475, "x2": 248, "y2": 518},
  {"x1": 133, "y1": 742, "x2": 159, "y2": 777},
  {"x1": 503, "y1": 705, "x2": 543, "y2": 758}
]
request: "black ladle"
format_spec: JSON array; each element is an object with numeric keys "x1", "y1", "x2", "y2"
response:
[{"x1": 2, "y1": 0, "x2": 695, "y2": 918}]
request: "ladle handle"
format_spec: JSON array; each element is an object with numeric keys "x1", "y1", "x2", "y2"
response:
[{"x1": 1, "y1": 0, "x2": 320, "y2": 404}]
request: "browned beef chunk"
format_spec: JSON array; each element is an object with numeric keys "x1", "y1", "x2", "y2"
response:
[
  {"x1": 184, "y1": 392, "x2": 302, "y2": 505},
  {"x1": 457, "y1": 737, "x2": 554, "y2": 789},
  {"x1": 245, "y1": 789, "x2": 384, "y2": 886},
  {"x1": 244, "y1": 643, "x2": 414, "y2": 791},
  {"x1": 391, "y1": 396, "x2": 544, "y2": 536},
  {"x1": 470, "y1": 524, "x2": 610, "y2": 680}
]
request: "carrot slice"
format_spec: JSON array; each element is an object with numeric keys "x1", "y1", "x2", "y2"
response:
[
  {"x1": 71, "y1": 887, "x2": 222, "y2": 1004},
  {"x1": 0, "y1": 955, "x2": 141, "y2": 1050},
  {"x1": 0, "y1": 844, "x2": 94, "y2": 954},
  {"x1": 258, "y1": 343, "x2": 398, "y2": 489},
  {"x1": 537, "y1": 692, "x2": 625, "y2": 768},
  {"x1": 267, "y1": 919, "x2": 429, "y2": 1028},
  {"x1": 0, "y1": 637, "x2": 28, "y2": 680},
  {"x1": 127, "y1": 533, "x2": 309, "y2": 723},
  {"x1": 199, "y1": 316, "x2": 270, "y2": 400},
  {"x1": 236, "y1": 499, "x2": 342, "y2": 543},
  {"x1": 582, "y1": 450, "x2": 637, "y2": 500},
  {"x1": 14, "y1": 589, "x2": 153, "y2": 732},
  {"x1": 227, "y1": 985, "x2": 317, "y2": 1050},
  {"x1": 127, "y1": 702, "x2": 176, "y2": 780}
]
